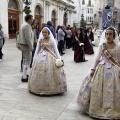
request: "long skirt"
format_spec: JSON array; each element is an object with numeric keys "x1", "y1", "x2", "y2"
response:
[
  {"x1": 84, "y1": 39, "x2": 94, "y2": 55},
  {"x1": 28, "y1": 51, "x2": 67, "y2": 95},
  {"x1": 74, "y1": 43, "x2": 85, "y2": 62},
  {"x1": 89, "y1": 64, "x2": 120, "y2": 119}
]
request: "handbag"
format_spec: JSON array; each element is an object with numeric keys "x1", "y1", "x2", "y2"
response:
[{"x1": 77, "y1": 75, "x2": 92, "y2": 112}]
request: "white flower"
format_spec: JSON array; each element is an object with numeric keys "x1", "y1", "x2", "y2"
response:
[
  {"x1": 56, "y1": 59, "x2": 64, "y2": 67},
  {"x1": 79, "y1": 43, "x2": 84, "y2": 46}
]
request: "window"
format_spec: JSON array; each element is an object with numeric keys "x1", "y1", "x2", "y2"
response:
[
  {"x1": 82, "y1": 0, "x2": 85, "y2": 5},
  {"x1": 88, "y1": 8, "x2": 89, "y2": 13},
  {"x1": 90, "y1": 17, "x2": 91, "y2": 22},
  {"x1": 90, "y1": 8, "x2": 93, "y2": 14},
  {"x1": 88, "y1": 17, "x2": 89, "y2": 22},
  {"x1": 88, "y1": 0, "x2": 91, "y2": 6}
]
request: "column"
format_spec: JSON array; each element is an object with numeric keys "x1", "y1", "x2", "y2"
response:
[
  {"x1": 43, "y1": 0, "x2": 46, "y2": 23},
  {"x1": 61, "y1": 8, "x2": 64, "y2": 25},
  {"x1": 57, "y1": 5, "x2": 60, "y2": 25}
]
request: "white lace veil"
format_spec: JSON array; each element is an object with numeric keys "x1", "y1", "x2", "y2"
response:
[
  {"x1": 33, "y1": 27, "x2": 61, "y2": 61},
  {"x1": 99, "y1": 26, "x2": 120, "y2": 46}
]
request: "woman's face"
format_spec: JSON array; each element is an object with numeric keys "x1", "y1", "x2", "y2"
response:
[
  {"x1": 32, "y1": 22, "x2": 36, "y2": 28},
  {"x1": 89, "y1": 28, "x2": 92, "y2": 32},
  {"x1": 77, "y1": 30, "x2": 81, "y2": 35},
  {"x1": 105, "y1": 29, "x2": 114, "y2": 42},
  {"x1": 42, "y1": 29, "x2": 49, "y2": 38}
]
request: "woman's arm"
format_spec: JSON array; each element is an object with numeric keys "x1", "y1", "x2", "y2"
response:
[{"x1": 92, "y1": 45, "x2": 102, "y2": 70}]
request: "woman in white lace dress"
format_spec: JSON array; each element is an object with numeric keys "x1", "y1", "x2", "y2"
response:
[
  {"x1": 77, "y1": 27, "x2": 120, "y2": 119},
  {"x1": 28, "y1": 27, "x2": 67, "y2": 95}
]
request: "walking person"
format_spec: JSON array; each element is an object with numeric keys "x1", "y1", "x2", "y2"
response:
[
  {"x1": 56, "y1": 25, "x2": 61, "y2": 40},
  {"x1": 71, "y1": 27, "x2": 76, "y2": 50},
  {"x1": 0, "y1": 24, "x2": 4, "y2": 62},
  {"x1": 58, "y1": 25, "x2": 65, "y2": 55},
  {"x1": 30, "y1": 19, "x2": 38, "y2": 68},
  {"x1": 18, "y1": 14, "x2": 34, "y2": 82},
  {"x1": 46, "y1": 21, "x2": 56, "y2": 38},
  {"x1": 65, "y1": 26, "x2": 72, "y2": 49},
  {"x1": 74, "y1": 28, "x2": 87, "y2": 62},
  {"x1": 28, "y1": 27, "x2": 67, "y2": 95},
  {"x1": 77, "y1": 27, "x2": 120, "y2": 119},
  {"x1": 84, "y1": 30, "x2": 94, "y2": 55}
]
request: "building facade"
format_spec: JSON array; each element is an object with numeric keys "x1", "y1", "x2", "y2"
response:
[
  {"x1": 98, "y1": 0, "x2": 120, "y2": 29},
  {"x1": 0, "y1": 0, "x2": 74, "y2": 39},
  {"x1": 81, "y1": 0, "x2": 99, "y2": 28},
  {"x1": 73, "y1": 0, "x2": 81, "y2": 27}
]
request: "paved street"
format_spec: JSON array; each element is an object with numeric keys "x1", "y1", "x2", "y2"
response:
[{"x1": 0, "y1": 39, "x2": 98, "y2": 120}]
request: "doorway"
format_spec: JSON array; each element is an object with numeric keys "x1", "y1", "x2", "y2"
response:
[{"x1": 8, "y1": 9, "x2": 19, "y2": 39}]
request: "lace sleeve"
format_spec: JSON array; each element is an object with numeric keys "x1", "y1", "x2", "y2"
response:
[{"x1": 92, "y1": 45, "x2": 102, "y2": 70}]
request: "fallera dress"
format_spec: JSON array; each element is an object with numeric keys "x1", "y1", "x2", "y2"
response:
[
  {"x1": 84, "y1": 35, "x2": 94, "y2": 55},
  {"x1": 74, "y1": 35, "x2": 85, "y2": 62},
  {"x1": 28, "y1": 39, "x2": 67, "y2": 95},
  {"x1": 77, "y1": 45, "x2": 120, "y2": 119}
]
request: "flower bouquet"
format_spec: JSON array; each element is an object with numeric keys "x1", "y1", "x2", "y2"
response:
[
  {"x1": 79, "y1": 43, "x2": 84, "y2": 46},
  {"x1": 56, "y1": 59, "x2": 64, "y2": 67}
]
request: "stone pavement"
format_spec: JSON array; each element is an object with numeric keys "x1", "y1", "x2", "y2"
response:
[{"x1": 0, "y1": 39, "x2": 98, "y2": 120}]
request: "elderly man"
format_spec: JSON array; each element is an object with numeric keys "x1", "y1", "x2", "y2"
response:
[
  {"x1": 58, "y1": 25, "x2": 65, "y2": 55},
  {"x1": 18, "y1": 14, "x2": 34, "y2": 82}
]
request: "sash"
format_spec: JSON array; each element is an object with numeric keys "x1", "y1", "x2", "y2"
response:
[
  {"x1": 102, "y1": 43, "x2": 120, "y2": 69},
  {"x1": 40, "y1": 39, "x2": 57, "y2": 60},
  {"x1": 43, "y1": 46, "x2": 57, "y2": 60}
]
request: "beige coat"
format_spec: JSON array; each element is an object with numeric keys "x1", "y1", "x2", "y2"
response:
[{"x1": 18, "y1": 22, "x2": 34, "y2": 50}]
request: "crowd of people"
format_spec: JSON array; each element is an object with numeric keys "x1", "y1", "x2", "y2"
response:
[{"x1": 1, "y1": 14, "x2": 120, "y2": 120}]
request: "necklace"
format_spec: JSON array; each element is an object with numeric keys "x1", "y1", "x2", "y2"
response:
[{"x1": 107, "y1": 41, "x2": 114, "y2": 44}]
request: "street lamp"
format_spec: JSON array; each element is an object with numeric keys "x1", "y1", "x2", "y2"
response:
[
  {"x1": 22, "y1": 0, "x2": 32, "y2": 15},
  {"x1": 80, "y1": 14, "x2": 86, "y2": 28},
  {"x1": 22, "y1": 0, "x2": 31, "y2": 5}
]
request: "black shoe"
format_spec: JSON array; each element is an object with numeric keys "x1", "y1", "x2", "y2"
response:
[
  {"x1": 21, "y1": 77, "x2": 28, "y2": 82},
  {"x1": 61, "y1": 52, "x2": 65, "y2": 55},
  {"x1": 27, "y1": 75, "x2": 29, "y2": 79}
]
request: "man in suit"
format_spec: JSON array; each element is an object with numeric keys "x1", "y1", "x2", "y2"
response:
[{"x1": 18, "y1": 14, "x2": 34, "y2": 82}]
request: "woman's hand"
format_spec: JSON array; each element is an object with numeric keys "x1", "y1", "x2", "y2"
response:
[
  {"x1": 90, "y1": 69, "x2": 95, "y2": 77},
  {"x1": 75, "y1": 36, "x2": 78, "y2": 40}
]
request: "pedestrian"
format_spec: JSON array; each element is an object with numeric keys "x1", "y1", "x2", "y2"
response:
[
  {"x1": 18, "y1": 14, "x2": 34, "y2": 82},
  {"x1": 74, "y1": 28, "x2": 87, "y2": 62},
  {"x1": 58, "y1": 25, "x2": 65, "y2": 55},
  {"x1": 46, "y1": 21, "x2": 56, "y2": 38},
  {"x1": 0, "y1": 23, "x2": 4, "y2": 62},
  {"x1": 77, "y1": 26, "x2": 120, "y2": 119},
  {"x1": 30, "y1": 19, "x2": 38, "y2": 68},
  {"x1": 65, "y1": 26, "x2": 72, "y2": 49},
  {"x1": 92, "y1": 28, "x2": 100, "y2": 46},
  {"x1": 71, "y1": 27, "x2": 76, "y2": 50},
  {"x1": 28, "y1": 27, "x2": 67, "y2": 95},
  {"x1": 84, "y1": 30, "x2": 94, "y2": 55},
  {"x1": 88, "y1": 27, "x2": 94, "y2": 42},
  {"x1": 56, "y1": 25, "x2": 61, "y2": 40}
]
